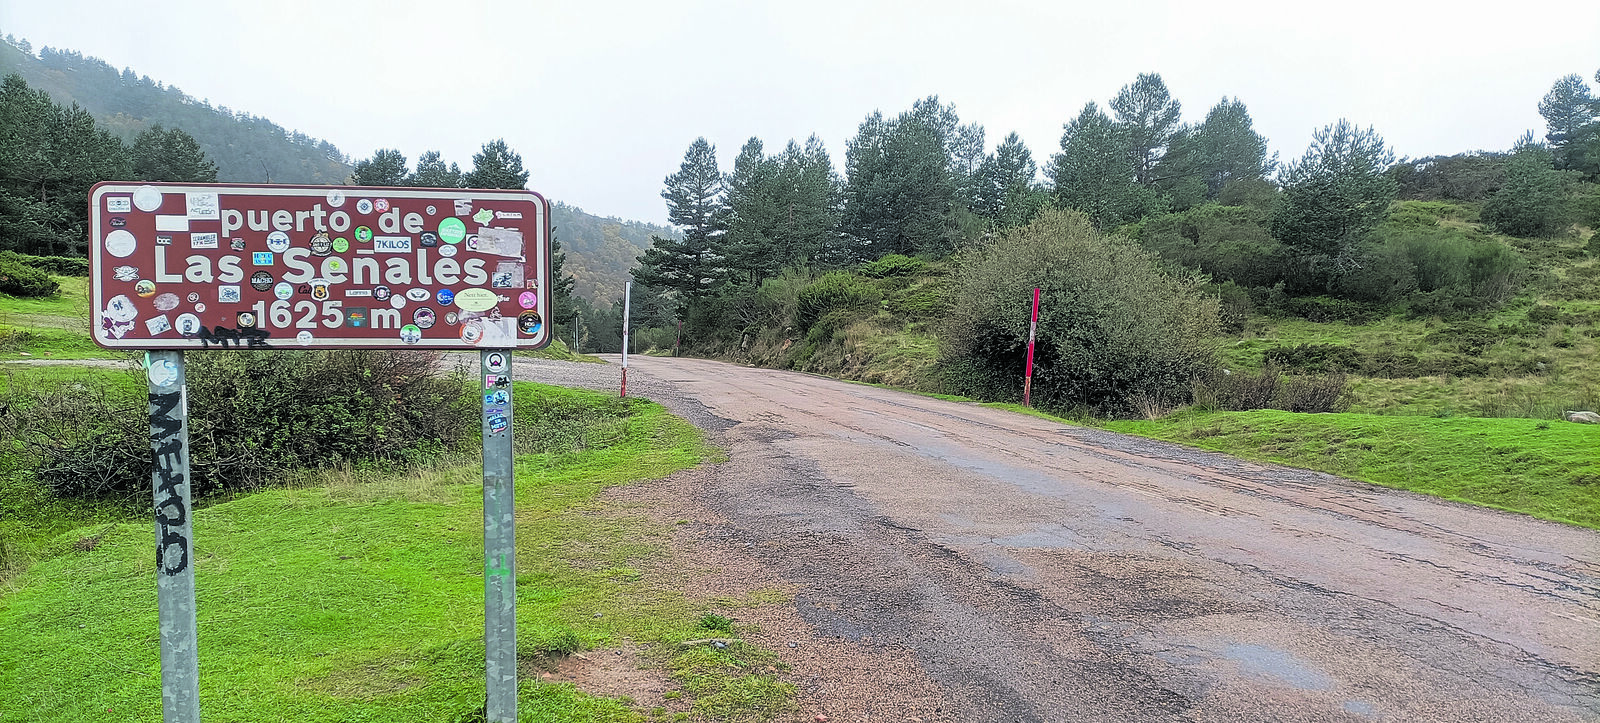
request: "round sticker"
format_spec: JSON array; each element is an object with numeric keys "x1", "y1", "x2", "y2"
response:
[
  {"x1": 373, "y1": 285, "x2": 392, "y2": 301},
  {"x1": 518, "y1": 311, "x2": 542, "y2": 335},
  {"x1": 148, "y1": 358, "x2": 179, "y2": 387},
  {"x1": 485, "y1": 352, "x2": 508, "y2": 373},
  {"x1": 420, "y1": 231, "x2": 438, "y2": 247},
  {"x1": 399, "y1": 324, "x2": 421, "y2": 344},
  {"x1": 436, "y1": 288, "x2": 455, "y2": 305},
  {"x1": 175, "y1": 313, "x2": 201, "y2": 336},
  {"x1": 187, "y1": 292, "x2": 200, "y2": 303},
  {"x1": 375, "y1": 199, "x2": 391, "y2": 213},
  {"x1": 296, "y1": 330, "x2": 314, "y2": 346},
  {"x1": 326, "y1": 189, "x2": 346, "y2": 208},
  {"x1": 310, "y1": 232, "x2": 333, "y2": 256},
  {"x1": 390, "y1": 295, "x2": 407, "y2": 310},
  {"x1": 453, "y1": 288, "x2": 498, "y2": 312},
  {"x1": 438, "y1": 217, "x2": 466, "y2": 244},
  {"x1": 327, "y1": 258, "x2": 347, "y2": 273},
  {"x1": 105, "y1": 229, "x2": 137, "y2": 258},
  {"x1": 332, "y1": 237, "x2": 349, "y2": 253},
  {"x1": 153, "y1": 293, "x2": 180, "y2": 312},
  {"x1": 438, "y1": 243, "x2": 458, "y2": 258},
  {"x1": 413, "y1": 307, "x2": 436, "y2": 329},
  {"x1": 356, "y1": 198, "x2": 374, "y2": 214},
  {"x1": 135, "y1": 279, "x2": 156, "y2": 297},
  {"x1": 237, "y1": 311, "x2": 258, "y2": 329},
  {"x1": 274, "y1": 282, "x2": 294, "y2": 300},
  {"x1": 406, "y1": 288, "x2": 430, "y2": 302},
  {"x1": 194, "y1": 302, "x2": 207, "y2": 313},
  {"x1": 251, "y1": 271, "x2": 273, "y2": 292},
  {"x1": 426, "y1": 205, "x2": 437, "y2": 215},
  {"x1": 133, "y1": 185, "x2": 163, "y2": 212},
  {"x1": 518, "y1": 291, "x2": 537, "y2": 309},
  {"x1": 266, "y1": 231, "x2": 291, "y2": 254},
  {"x1": 460, "y1": 319, "x2": 485, "y2": 345},
  {"x1": 445, "y1": 311, "x2": 459, "y2": 325},
  {"x1": 355, "y1": 226, "x2": 373, "y2": 242}
]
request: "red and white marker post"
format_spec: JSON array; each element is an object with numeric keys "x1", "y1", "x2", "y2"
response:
[
  {"x1": 620, "y1": 281, "x2": 632, "y2": 398},
  {"x1": 1024, "y1": 287, "x2": 1041, "y2": 408}
]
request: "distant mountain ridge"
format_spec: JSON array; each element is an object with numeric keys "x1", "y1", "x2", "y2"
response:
[{"x1": 0, "y1": 34, "x2": 672, "y2": 303}]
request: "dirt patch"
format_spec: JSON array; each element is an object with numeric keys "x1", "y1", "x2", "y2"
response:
[
  {"x1": 602, "y1": 466, "x2": 953, "y2": 722},
  {"x1": 523, "y1": 645, "x2": 685, "y2": 714}
]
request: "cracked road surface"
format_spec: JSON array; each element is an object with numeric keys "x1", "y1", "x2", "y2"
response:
[{"x1": 522, "y1": 354, "x2": 1600, "y2": 721}]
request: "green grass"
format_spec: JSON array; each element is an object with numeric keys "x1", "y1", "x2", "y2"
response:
[
  {"x1": 0, "y1": 381, "x2": 793, "y2": 722},
  {"x1": 0, "y1": 275, "x2": 120, "y2": 360},
  {"x1": 516, "y1": 337, "x2": 607, "y2": 364},
  {"x1": 1102, "y1": 410, "x2": 1600, "y2": 529}
]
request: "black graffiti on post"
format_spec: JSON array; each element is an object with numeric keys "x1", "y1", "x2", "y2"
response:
[
  {"x1": 149, "y1": 390, "x2": 189, "y2": 576},
  {"x1": 196, "y1": 325, "x2": 272, "y2": 349}
]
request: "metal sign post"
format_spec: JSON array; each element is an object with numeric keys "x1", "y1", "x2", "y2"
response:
[
  {"x1": 620, "y1": 281, "x2": 632, "y2": 398},
  {"x1": 1024, "y1": 287, "x2": 1040, "y2": 408},
  {"x1": 148, "y1": 350, "x2": 199, "y2": 723},
  {"x1": 480, "y1": 349, "x2": 516, "y2": 721}
]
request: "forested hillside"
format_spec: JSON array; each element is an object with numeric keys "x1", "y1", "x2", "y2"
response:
[
  {"x1": 551, "y1": 202, "x2": 675, "y2": 301},
  {"x1": 0, "y1": 35, "x2": 349, "y2": 184}
]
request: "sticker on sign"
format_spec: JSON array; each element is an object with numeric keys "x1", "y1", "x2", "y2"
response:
[{"x1": 87, "y1": 183, "x2": 552, "y2": 351}]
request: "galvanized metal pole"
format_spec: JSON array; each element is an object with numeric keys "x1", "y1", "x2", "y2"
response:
[
  {"x1": 481, "y1": 350, "x2": 517, "y2": 721},
  {"x1": 147, "y1": 350, "x2": 199, "y2": 723},
  {"x1": 620, "y1": 281, "x2": 632, "y2": 398}
]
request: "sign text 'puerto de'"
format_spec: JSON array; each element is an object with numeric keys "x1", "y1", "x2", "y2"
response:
[{"x1": 88, "y1": 183, "x2": 552, "y2": 351}]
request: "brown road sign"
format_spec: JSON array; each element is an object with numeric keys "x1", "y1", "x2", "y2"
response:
[{"x1": 88, "y1": 183, "x2": 552, "y2": 350}]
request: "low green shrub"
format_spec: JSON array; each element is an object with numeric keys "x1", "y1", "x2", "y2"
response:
[
  {"x1": 1, "y1": 350, "x2": 475, "y2": 500},
  {"x1": 856, "y1": 254, "x2": 925, "y2": 278},
  {"x1": 15, "y1": 254, "x2": 89, "y2": 276},
  {"x1": 795, "y1": 272, "x2": 881, "y2": 330},
  {"x1": 1193, "y1": 364, "x2": 1349, "y2": 413},
  {"x1": 0, "y1": 251, "x2": 59, "y2": 298}
]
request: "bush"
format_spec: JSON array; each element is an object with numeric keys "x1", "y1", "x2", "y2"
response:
[
  {"x1": 1194, "y1": 364, "x2": 1349, "y2": 413},
  {"x1": 15, "y1": 254, "x2": 89, "y2": 276},
  {"x1": 0, "y1": 251, "x2": 59, "y2": 298},
  {"x1": 1131, "y1": 204, "x2": 1283, "y2": 288},
  {"x1": 942, "y1": 209, "x2": 1220, "y2": 415},
  {"x1": 2, "y1": 350, "x2": 474, "y2": 500},
  {"x1": 856, "y1": 254, "x2": 925, "y2": 278},
  {"x1": 795, "y1": 272, "x2": 882, "y2": 330}
]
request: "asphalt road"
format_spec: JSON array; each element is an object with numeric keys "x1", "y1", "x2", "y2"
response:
[{"x1": 520, "y1": 354, "x2": 1600, "y2": 722}]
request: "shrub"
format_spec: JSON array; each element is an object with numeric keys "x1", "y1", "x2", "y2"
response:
[
  {"x1": 1194, "y1": 364, "x2": 1349, "y2": 413},
  {"x1": 2, "y1": 350, "x2": 474, "y2": 500},
  {"x1": 15, "y1": 254, "x2": 89, "y2": 276},
  {"x1": 1131, "y1": 204, "x2": 1283, "y2": 288},
  {"x1": 0, "y1": 251, "x2": 59, "y2": 298},
  {"x1": 795, "y1": 272, "x2": 881, "y2": 330},
  {"x1": 942, "y1": 209, "x2": 1219, "y2": 414},
  {"x1": 856, "y1": 254, "x2": 925, "y2": 278}
]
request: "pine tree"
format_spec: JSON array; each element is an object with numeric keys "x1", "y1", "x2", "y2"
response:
[
  {"x1": 1110, "y1": 73, "x2": 1182, "y2": 187},
  {"x1": 975, "y1": 132, "x2": 1041, "y2": 228},
  {"x1": 1271, "y1": 119, "x2": 1397, "y2": 287},
  {"x1": 407, "y1": 150, "x2": 463, "y2": 188},
  {"x1": 1050, "y1": 102, "x2": 1152, "y2": 229},
  {"x1": 776, "y1": 135, "x2": 845, "y2": 266},
  {"x1": 131, "y1": 125, "x2": 218, "y2": 183},
  {"x1": 349, "y1": 149, "x2": 409, "y2": 186},
  {"x1": 720, "y1": 137, "x2": 782, "y2": 283},
  {"x1": 633, "y1": 138, "x2": 727, "y2": 314},
  {"x1": 463, "y1": 139, "x2": 528, "y2": 189},
  {"x1": 842, "y1": 98, "x2": 959, "y2": 260}
]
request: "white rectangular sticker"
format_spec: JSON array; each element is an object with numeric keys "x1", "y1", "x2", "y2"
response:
[
  {"x1": 106, "y1": 196, "x2": 132, "y2": 213},
  {"x1": 190, "y1": 232, "x2": 219, "y2": 249},
  {"x1": 373, "y1": 236, "x2": 412, "y2": 253},
  {"x1": 186, "y1": 192, "x2": 219, "y2": 220},
  {"x1": 155, "y1": 215, "x2": 190, "y2": 232},
  {"x1": 472, "y1": 227, "x2": 524, "y2": 258}
]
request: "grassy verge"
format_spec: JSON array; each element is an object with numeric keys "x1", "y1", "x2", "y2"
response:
[
  {"x1": 1101, "y1": 410, "x2": 1600, "y2": 529},
  {"x1": 516, "y1": 338, "x2": 607, "y2": 364},
  {"x1": 0, "y1": 275, "x2": 115, "y2": 360},
  {"x1": 0, "y1": 381, "x2": 794, "y2": 722}
]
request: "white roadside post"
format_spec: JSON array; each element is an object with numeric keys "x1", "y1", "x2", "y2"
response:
[{"x1": 621, "y1": 281, "x2": 632, "y2": 397}]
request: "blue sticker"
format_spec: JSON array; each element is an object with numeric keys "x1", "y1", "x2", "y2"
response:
[
  {"x1": 488, "y1": 414, "x2": 508, "y2": 435},
  {"x1": 252, "y1": 251, "x2": 274, "y2": 266},
  {"x1": 436, "y1": 288, "x2": 454, "y2": 305}
]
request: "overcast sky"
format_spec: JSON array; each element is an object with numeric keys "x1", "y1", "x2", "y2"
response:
[{"x1": 4, "y1": 0, "x2": 1598, "y2": 224}]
